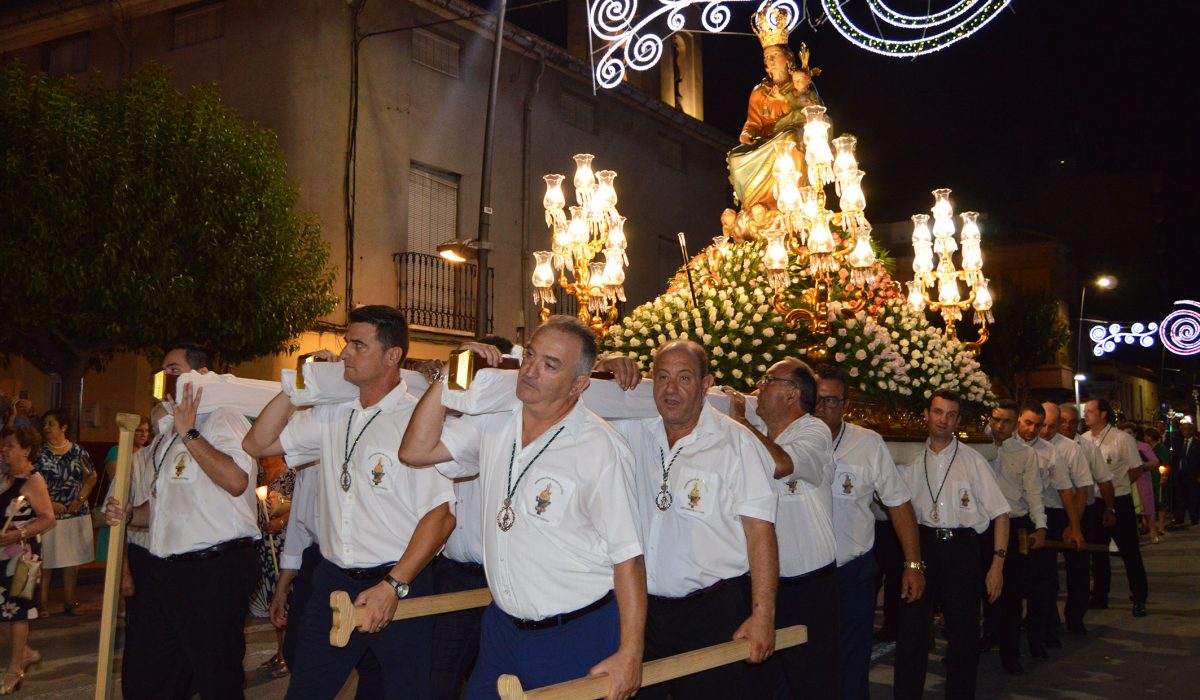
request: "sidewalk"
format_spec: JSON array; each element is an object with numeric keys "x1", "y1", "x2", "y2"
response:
[{"x1": 8, "y1": 528, "x2": 1200, "y2": 698}]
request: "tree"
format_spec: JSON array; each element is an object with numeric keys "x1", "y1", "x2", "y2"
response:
[
  {"x1": 977, "y1": 284, "x2": 1071, "y2": 403},
  {"x1": 0, "y1": 62, "x2": 337, "y2": 423}
]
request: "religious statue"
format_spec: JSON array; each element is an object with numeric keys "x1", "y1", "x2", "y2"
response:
[{"x1": 724, "y1": 7, "x2": 823, "y2": 237}]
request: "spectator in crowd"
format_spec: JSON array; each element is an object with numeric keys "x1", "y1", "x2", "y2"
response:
[
  {"x1": 0, "y1": 426, "x2": 57, "y2": 695},
  {"x1": 35, "y1": 408, "x2": 96, "y2": 616},
  {"x1": 251, "y1": 455, "x2": 295, "y2": 679},
  {"x1": 1146, "y1": 428, "x2": 1171, "y2": 538},
  {"x1": 1120, "y1": 422, "x2": 1161, "y2": 544}
]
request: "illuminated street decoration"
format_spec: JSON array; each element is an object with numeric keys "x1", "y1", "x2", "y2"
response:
[
  {"x1": 587, "y1": 0, "x2": 1011, "y2": 88},
  {"x1": 1088, "y1": 300, "x2": 1200, "y2": 358}
]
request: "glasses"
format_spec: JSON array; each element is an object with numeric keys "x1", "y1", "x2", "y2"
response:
[
  {"x1": 816, "y1": 396, "x2": 845, "y2": 407},
  {"x1": 757, "y1": 376, "x2": 798, "y2": 388}
]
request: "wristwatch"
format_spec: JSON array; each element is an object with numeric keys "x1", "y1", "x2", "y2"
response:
[
  {"x1": 384, "y1": 574, "x2": 410, "y2": 600},
  {"x1": 182, "y1": 428, "x2": 202, "y2": 443},
  {"x1": 994, "y1": 548, "x2": 1007, "y2": 559},
  {"x1": 903, "y1": 560, "x2": 926, "y2": 573}
]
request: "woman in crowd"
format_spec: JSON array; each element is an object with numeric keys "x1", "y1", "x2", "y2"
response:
[
  {"x1": 1146, "y1": 427, "x2": 1172, "y2": 540},
  {"x1": 250, "y1": 455, "x2": 295, "y2": 679},
  {"x1": 0, "y1": 426, "x2": 57, "y2": 694},
  {"x1": 35, "y1": 409, "x2": 95, "y2": 616},
  {"x1": 1121, "y1": 422, "x2": 1161, "y2": 544}
]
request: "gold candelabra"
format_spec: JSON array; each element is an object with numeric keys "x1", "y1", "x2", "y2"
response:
[
  {"x1": 905, "y1": 188, "x2": 993, "y2": 351},
  {"x1": 532, "y1": 154, "x2": 628, "y2": 338}
]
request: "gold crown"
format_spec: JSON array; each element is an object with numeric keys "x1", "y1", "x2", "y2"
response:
[{"x1": 752, "y1": 6, "x2": 793, "y2": 48}]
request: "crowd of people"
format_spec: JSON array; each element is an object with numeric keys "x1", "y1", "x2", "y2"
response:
[{"x1": 0, "y1": 307, "x2": 1190, "y2": 698}]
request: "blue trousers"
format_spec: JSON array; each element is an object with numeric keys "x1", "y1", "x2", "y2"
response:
[
  {"x1": 838, "y1": 552, "x2": 880, "y2": 700},
  {"x1": 465, "y1": 598, "x2": 619, "y2": 699},
  {"x1": 285, "y1": 559, "x2": 434, "y2": 700},
  {"x1": 431, "y1": 556, "x2": 488, "y2": 700}
]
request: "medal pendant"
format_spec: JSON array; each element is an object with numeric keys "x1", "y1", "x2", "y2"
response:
[
  {"x1": 931, "y1": 504, "x2": 940, "y2": 523},
  {"x1": 497, "y1": 497, "x2": 516, "y2": 532},
  {"x1": 340, "y1": 462, "x2": 352, "y2": 492},
  {"x1": 151, "y1": 481, "x2": 157, "y2": 498},
  {"x1": 655, "y1": 483, "x2": 673, "y2": 511}
]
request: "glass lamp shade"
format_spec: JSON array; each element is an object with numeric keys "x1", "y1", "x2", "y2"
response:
[
  {"x1": 959, "y1": 211, "x2": 981, "y2": 242},
  {"x1": 593, "y1": 170, "x2": 618, "y2": 212},
  {"x1": 764, "y1": 231, "x2": 789, "y2": 271},
  {"x1": 543, "y1": 174, "x2": 565, "y2": 211},
  {"x1": 772, "y1": 140, "x2": 800, "y2": 178},
  {"x1": 602, "y1": 247, "x2": 625, "y2": 285},
  {"x1": 839, "y1": 170, "x2": 866, "y2": 213},
  {"x1": 913, "y1": 242, "x2": 934, "y2": 275},
  {"x1": 808, "y1": 214, "x2": 835, "y2": 254},
  {"x1": 587, "y1": 261, "x2": 608, "y2": 289},
  {"x1": 573, "y1": 153, "x2": 596, "y2": 193},
  {"x1": 802, "y1": 106, "x2": 834, "y2": 185},
  {"x1": 532, "y1": 251, "x2": 555, "y2": 288},
  {"x1": 712, "y1": 235, "x2": 731, "y2": 256},
  {"x1": 907, "y1": 280, "x2": 926, "y2": 311},
  {"x1": 832, "y1": 134, "x2": 858, "y2": 176},
  {"x1": 607, "y1": 216, "x2": 627, "y2": 249},
  {"x1": 972, "y1": 278, "x2": 993, "y2": 310},
  {"x1": 847, "y1": 231, "x2": 876, "y2": 269},
  {"x1": 567, "y1": 206, "x2": 589, "y2": 246},
  {"x1": 931, "y1": 188, "x2": 953, "y2": 219},
  {"x1": 937, "y1": 273, "x2": 961, "y2": 306},
  {"x1": 776, "y1": 178, "x2": 803, "y2": 213},
  {"x1": 911, "y1": 214, "x2": 932, "y2": 245},
  {"x1": 799, "y1": 187, "x2": 820, "y2": 220}
]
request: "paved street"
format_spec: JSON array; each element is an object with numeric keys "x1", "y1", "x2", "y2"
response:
[{"x1": 9, "y1": 528, "x2": 1199, "y2": 699}]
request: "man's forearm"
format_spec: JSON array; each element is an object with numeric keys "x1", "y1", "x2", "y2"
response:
[
  {"x1": 743, "y1": 518, "x2": 778, "y2": 621},
  {"x1": 612, "y1": 556, "x2": 647, "y2": 654},
  {"x1": 1099, "y1": 481, "x2": 1115, "y2": 509},
  {"x1": 390, "y1": 503, "x2": 455, "y2": 584},
  {"x1": 186, "y1": 438, "x2": 250, "y2": 497},
  {"x1": 398, "y1": 382, "x2": 451, "y2": 467},
  {"x1": 1059, "y1": 488, "x2": 1082, "y2": 531},
  {"x1": 991, "y1": 514, "x2": 1010, "y2": 565},
  {"x1": 887, "y1": 501, "x2": 922, "y2": 562},
  {"x1": 243, "y1": 392, "x2": 295, "y2": 457}
]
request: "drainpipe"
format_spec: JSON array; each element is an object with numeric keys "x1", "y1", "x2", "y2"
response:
[{"x1": 520, "y1": 55, "x2": 546, "y2": 343}]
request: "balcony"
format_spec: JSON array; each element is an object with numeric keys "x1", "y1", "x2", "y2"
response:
[{"x1": 394, "y1": 252, "x2": 493, "y2": 335}]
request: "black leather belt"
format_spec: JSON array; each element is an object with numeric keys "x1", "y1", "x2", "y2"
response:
[
  {"x1": 649, "y1": 575, "x2": 745, "y2": 604},
  {"x1": 441, "y1": 556, "x2": 485, "y2": 576},
  {"x1": 506, "y1": 591, "x2": 614, "y2": 631},
  {"x1": 338, "y1": 562, "x2": 397, "y2": 581},
  {"x1": 163, "y1": 537, "x2": 255, "y2": 562},
  {"x1": 920, "y1": 526, "x2": 974, "y2": 541}
]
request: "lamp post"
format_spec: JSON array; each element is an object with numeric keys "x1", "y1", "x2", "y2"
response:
[
  {"x1": 1073, "y1": 372, "x2": 1087, "y2": 417},
  {"x1": 473, "y1": 0, "x2": 508, "y2": 339},
  {"x1": 1075, "y1": 274, "x2": 1116, "y2": 379}
]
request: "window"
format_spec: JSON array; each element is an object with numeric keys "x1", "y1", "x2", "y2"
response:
[
  {"x1": 657, "y1": 133, "x2": 685, "y2": 172},
  {"x1": 47, "y1": 34, "x2": 89, "y2": 76},
  {"x1": 559, "y1": 91, "x2": 596, "y2": 134},
  {"x1": 173, "y1": 1, "x2": 224, "y2": 49},
  {"x1": 408, "y1": 164, "x2": 459, "y2": 254},
  {"x1": 412, "y1": 29, "x2": 460, "y2": 78}
]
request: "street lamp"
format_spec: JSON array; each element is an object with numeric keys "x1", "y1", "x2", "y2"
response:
[
  {"x1": 1075, "y1": 274, "x2": 1117, "y2": 379},
  {"x1": 1073, "y1": 372, "x2": 1087, "y2": 416}
]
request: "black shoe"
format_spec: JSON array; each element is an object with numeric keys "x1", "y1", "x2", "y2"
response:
[
  {"x1": 1002, "y1": 658, "x2": 1025, "y2": 675},
  {"x1": 1132, "y1": 602, "x2": 1148, "y2": 618},
  {"x1": 1029, "y1": 642, "x2": 1049, "y2": 659},
  {"x1": 1067, "y1": 621, "x2": 1088, "y2": 635},
  {"x1": 1088, "y1": 598, "x2": 1109, "y2": 610},
  {"x1": 1046, "y1": 638, "x2": 1063, "y2": 649}
]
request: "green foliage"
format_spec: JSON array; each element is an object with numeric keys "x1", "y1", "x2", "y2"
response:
[
  {"x1": 977, "y1": 284, "x2": 1070, "y2": 400},
  {"x1": 0, "y1": 61, "x2": 337, "y2": 377}
]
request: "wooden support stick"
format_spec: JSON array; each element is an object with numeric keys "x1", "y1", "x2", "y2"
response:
[
  {"x1": 497, "y1": 624, "x2": 807, "y2": 700},
  {"x1": 1016, "y1": 528, "x2": 1110, "y2": 555},
  {"x1": 330, "y1": 587, "x2": 493, "y2": 647},
  {"x1": 94, "y1": 412, "x2": 143, "y2": 700}
]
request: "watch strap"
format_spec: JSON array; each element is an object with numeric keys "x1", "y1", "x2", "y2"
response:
[
  {"x1": 384, "y1": 574, "x2": 409, "y2": 600},
  {"x1": 182, "y1": 428, "x2": 202, "y2": 443}
]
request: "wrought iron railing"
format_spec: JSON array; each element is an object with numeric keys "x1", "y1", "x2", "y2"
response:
[{"x1": 394, "y1": 252, "x2": 493, "y2": 334}]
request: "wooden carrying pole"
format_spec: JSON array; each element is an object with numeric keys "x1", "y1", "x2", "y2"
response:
[
  {"x1": 329, "y1": 587, "x2": 493, "y2": 647},
  {"x1": 1016, "y1": 528, "x2": 1110, "y2": 555},
  {"x1": 497, "y1": 624, "x2": 808, "y2": 700},
  {"x1": 94, "y1": 412, "x2": 143, "y2": 700}
]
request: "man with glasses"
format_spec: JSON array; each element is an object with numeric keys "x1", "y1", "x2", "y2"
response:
[
  {"x1": 724, "y1": 358, "x2": 840, "y2": 698},
  {"x1": 809, "y1": 365, "x2": 922, "y2": 699},
  {"x1": 894, "y1": 389, "x2": 1010, "y2": 700}
]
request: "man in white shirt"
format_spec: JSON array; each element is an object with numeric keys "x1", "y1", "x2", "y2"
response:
[
  {"x1": 894, "y1": 389, "x2": 1010, "y2": 700},
  {"x1": 1036, "y1": 401, "x2": 1091, "y2": 643},
  {"x1": 1058, "y1": 402, "x2": 1115, "y2": 633},
  {"x1": 245, "y1": 305, "x2": 457, "y2": 699},
  {"x1": 981, "y1": 399, "x2": 1043, "y2": 675},
  {"x1": 812, "y1": 364, "x2": 922, "y2": 700},
  {"x1": 613, "y1": 339, "x2": 778, "y2": 700},
  {"x1": 1080, "y1": 398, "x2": 1149, "y2": 617},
  {"x1": 400, "y1": 316, "x2": 646, "y2": 700},
  {"x1": 723, "y1": 359, "x2": 840, "y2": 697},
  {"x1": 107, "y1": 344, "x2": 261, "y2": 700}
]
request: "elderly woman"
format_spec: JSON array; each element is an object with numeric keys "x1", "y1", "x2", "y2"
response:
[
  {"x1": 34, "y1": 409, "x2": 95, "y2": 616},
  {"x1": 0, "y1": 426, "x2": 57, "y2": 694}
]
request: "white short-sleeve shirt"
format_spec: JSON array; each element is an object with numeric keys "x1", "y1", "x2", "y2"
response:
[
  {"x1": 439, "y1": 401, "x2": 643, "y2": 621},
  {"x1": 1048, "y1": 432, "x2": 1094, "y2": 499},
  {"x1": 772, "y1": 414, "x2": 836, "y2": 576},
  {"x1": 616, "y1": 404, "x2": 778, "y2": 598},
  {"x1": 989, "y1": 438, "x2": 1045, "y2": 529},
  {"x1": 902, "y1": 438, "x2": 1010, "y2": 533},
  {"x1": 1019, "y1": 436, "x2": 1073, "y2": 514},
  {"x1": 829, "y1": 421, "x2": 911, "y2": 566},
  {"x1": 279, "y1": 380, "x2": 455, "y2": 569},
  {"x1": 1074, "y1": 434, "x2": 1114, "y2": 504},
  {"x1": 442, "y1": 476, "x2": 484, "y2": 566},
  {"x1": 1081, "y1": 426, "x2": 1139, "y2": 498},
  {"x1": 144, "y1": 408, "x2": 260, "y2": 557},
  {"x1": 279, "y1": 464, "x2": 319, "y2": 571}
]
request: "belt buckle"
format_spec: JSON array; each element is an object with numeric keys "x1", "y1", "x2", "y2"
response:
[{"x1": 936, "y1": 528, "x2": 954, "y2": 541}]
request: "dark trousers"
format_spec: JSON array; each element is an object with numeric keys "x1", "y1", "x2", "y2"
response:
[
  {"x1": 1061, "y1": 505, "x2": 1093, "y2": 628},
  {"x1": 120, "y1": 543, "x2": 153, "y2": 691},
  {"x1": 1089, "y1": 494, "x2": 1149, "y2": 605},
  {"x1": 837, "y1": 554, "x2": 878, "y2": 700},
  {"x1": 1024, "y1": 515, "x2": 1058, "y2": 648},
  {"x1": 980, "y1": 517, "x2": 1031, "y2": 662},
  {"x1": 122, "y1": 543, "x2": 258, "y2": 700},
  {"x1": 873, "y1": 519, "x2": 904, "y2": 635},
  {"x1": 465, "y1": 597, "x2": 619, "y2": 699},
  {"x1": 431, "y1": 556, "x2": 488, "y2": 700},
  {"x1": 760, "y1": 562, "x2": 842, "y2": 700},
  {"x1": 639, "y1": 578, "x2": 752, "y2": 700},
  {"x1": 895, "y1": 527, "x2": 981, "y2": 700},
  {"x1": 281, "y1": 544, "x2": 322, "y2": 669},
  {"x1": 1171, "y1": 468, "x2": 1200, "y2": 523},
  {"x1": 285, "y1": 560, "x2": 434, "y2": 700}
]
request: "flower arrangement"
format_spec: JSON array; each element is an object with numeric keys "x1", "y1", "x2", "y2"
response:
[{"x1": 602, "y1": 237, "x2": 994, "y2": 415}]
